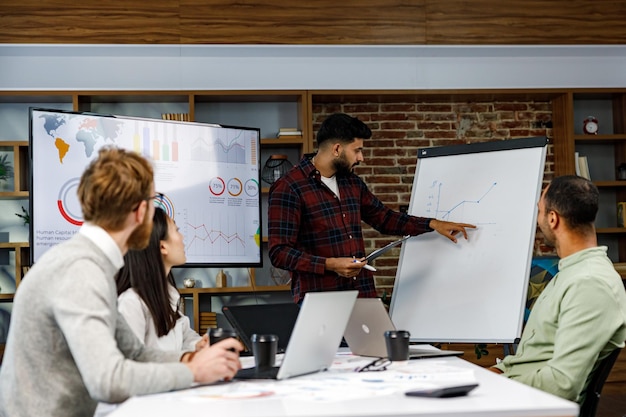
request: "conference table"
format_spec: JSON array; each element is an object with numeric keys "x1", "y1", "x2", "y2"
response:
[{"x1": 109, "y1": 351, "x2": 579, "y2": 417}]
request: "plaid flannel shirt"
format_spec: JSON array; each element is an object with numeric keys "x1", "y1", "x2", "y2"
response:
[{"x1": 268, "y1": 155, "x2": 433, "y2": 304}]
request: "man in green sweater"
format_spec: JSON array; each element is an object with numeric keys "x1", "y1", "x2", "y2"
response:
[
  {"x1": 0, "y1": 147, "x2": 243, "y2": 417},
  {"x1": 491, "y1": 175, "x2": 626, "y2": 404}
]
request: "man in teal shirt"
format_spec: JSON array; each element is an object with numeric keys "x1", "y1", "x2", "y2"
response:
[{"x1": 491, "y1": 175, "x2": 626, "y2": 404}]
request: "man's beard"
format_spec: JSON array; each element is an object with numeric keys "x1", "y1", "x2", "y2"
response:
[
  {"x1": 127, "y1": 211, "x2": 153, "y2": 250},
  {"x1": 538, "y1": 219, "x2": 555, "y2": 248},
  {"x1": 332, "y1": 152, "x2": 358, "y2": 177}
]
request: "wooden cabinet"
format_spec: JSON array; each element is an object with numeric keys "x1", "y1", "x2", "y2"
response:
[
  {"x1": 0, "y1": 141, "x2": 30, "y2": 300},
  {"x1": 0, "y1": 140, "x2": 29, "y2": 358},
  {"x1": 553, "y1": 89, "x2": 626, "y2": 276}
]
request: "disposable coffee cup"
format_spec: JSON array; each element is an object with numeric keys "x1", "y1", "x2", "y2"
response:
[
  {"x1": 209, "y1": 328, "x2": 237, "y2": 345},
  {"x1": 251, "y1": 333, "x2": 278, "y2": 371},
  {"x1": 384, "y1": 330, "x2": 410, "y2": 361}
]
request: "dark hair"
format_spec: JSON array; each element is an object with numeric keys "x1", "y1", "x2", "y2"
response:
[
  {"x1": 544, "y1": 175, "x2": 599, "y2": 231},
  {"x1": 116, "y1": 207, "x2": 180, "y2": 337},
  {"x1": 316, "y1": 113, "x2": 372, "y2": 148}
]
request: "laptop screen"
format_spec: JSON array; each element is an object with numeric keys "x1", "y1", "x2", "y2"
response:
[{"x1": 222, "y1": 303, "x2": 300, "y2": 353}]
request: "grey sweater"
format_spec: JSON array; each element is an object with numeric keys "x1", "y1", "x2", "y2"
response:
[{"x1": 0, "y1": 234, "x2": 194, "y2": 417}]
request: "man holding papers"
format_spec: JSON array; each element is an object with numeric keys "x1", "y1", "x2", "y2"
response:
[{"x1": 268, "y1": 113, "x2": 475, "y2": 304}]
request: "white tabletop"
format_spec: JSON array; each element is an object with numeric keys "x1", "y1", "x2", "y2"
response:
[{"x1": 109, "y1": 353, "x2": 579, "y2": 417}]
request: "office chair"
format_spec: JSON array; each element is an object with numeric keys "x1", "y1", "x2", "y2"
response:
[{"x1": 579, "y1": 347, "x2": 622, "y2": 417}]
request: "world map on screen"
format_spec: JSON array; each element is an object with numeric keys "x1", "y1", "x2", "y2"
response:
[
  {"x1": 39, "y1": 113, "x2": 125, "y2": 162},
  {"x1": 31, "y1": 109, "x2": 262, "y2": 266}
]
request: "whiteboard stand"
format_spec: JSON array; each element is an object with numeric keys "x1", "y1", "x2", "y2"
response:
[{"x1": 389, "y1": 137, "x2": 548, "y2": 344}]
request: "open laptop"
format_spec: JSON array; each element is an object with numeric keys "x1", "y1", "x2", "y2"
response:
[
  {"x1": 222, "y1": 302, "x2": 301, "y2": 355},
  {"x1": 344, "y1": 298, "x2": 464, "y2": 359},
  {"x1": 235, "y1": 290, "x2": 358, "y2": 380}
]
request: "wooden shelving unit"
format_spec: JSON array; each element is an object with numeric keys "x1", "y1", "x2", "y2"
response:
[
  {"x1": 0, "y1": 92, "x2": 310, "y2": 334},
  {"x1": 0, "y1": 141, "x2": 30, "y2": 302},
  {"x1": 553, "y1": 89, "x2": 626, "y2": 278},
  {"x1": 2, "y1": 88, "x2": 624, "y2": 356}
]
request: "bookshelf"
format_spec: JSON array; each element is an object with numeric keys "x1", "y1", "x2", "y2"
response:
[
  {"x1": 553, "y1": 90, "x2": 626, "y2": 276},
  {"x1": 0, "y1": 91, "x2": 310, "y2": 334},
  {"x1": 2, "y1": 86, "x2": 623, "y2": 344},
  {"x1": 0, "y1": 141, "x2": 30, "y2": 300}
]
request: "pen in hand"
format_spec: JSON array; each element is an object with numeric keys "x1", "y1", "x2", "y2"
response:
[{"x1": 353, "y1": 258, "x2": 377, "y2": 272}]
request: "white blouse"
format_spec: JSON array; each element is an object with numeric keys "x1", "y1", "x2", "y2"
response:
[{"x1": 117, "y1": 285, "x2": 201, "y2": 352}]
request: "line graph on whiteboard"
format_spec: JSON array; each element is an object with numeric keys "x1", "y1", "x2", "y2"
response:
[{"x1": 423, "y1": 180, "x2": 497, "y2": 225}]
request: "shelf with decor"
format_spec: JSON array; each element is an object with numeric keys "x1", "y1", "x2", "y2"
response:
[
  {"x1": 0, "y1": 141, "x2": 30, "y2": 301},
  {"x1": 0, "y1": 141, "x2": 29, "y2": 197},
  {"x1": 552, "y1": 90, "x2": 626, "y2": 397},
  {"x1": 0, "y1": 91, "x2": 312, "y2": 338},
  {"x1": 553, "y1": 90, "x2": 626, "y2": 277},
  {"x1": 0, "y1": 140, "x2": 30, "y2": 362},
  {"x1": 261, "y1": 136, "x2": 307, "y2": 146},
  {"x1": 0, "y1": 242, "x2": 30, "y2": 300},
  {"x1": 75, "y1": 92, "x2": 192, "y2": 119}
]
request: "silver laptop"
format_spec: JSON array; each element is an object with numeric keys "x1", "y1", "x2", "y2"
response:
[
  {"x1": 344, "y1": 298, "x2": 464, "y2": 359},
  {"x1": 235, "y1": 290, "x2": 358, "y2": 380}
]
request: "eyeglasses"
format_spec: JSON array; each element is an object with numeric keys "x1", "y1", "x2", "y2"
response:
[
  {"x1": 149, "y1": 192, "x2": 165, "y2": 205},
  {"x1": 356, "y1": 357, "x2": 391, "y2": 373},
  {"x1": 133, "y1": 192, "x2": 164, "y2": 211}
]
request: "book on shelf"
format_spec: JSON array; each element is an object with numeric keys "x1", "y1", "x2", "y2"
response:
[
  {"x1": 617, "y1": 202, "x2": 626, "y2": 227},
  {"x1": 161, "y1": 113, "x2": 190, "y2": 122},
  {"x1": 577, "y1": 155, "x2": 591, "y2": 180},
  {"x1": 574, "y1": 152, "x2": 581, "y2": 176},
  {"x1": 276, "y1": 127, "x2": 302, "y2": 137}
]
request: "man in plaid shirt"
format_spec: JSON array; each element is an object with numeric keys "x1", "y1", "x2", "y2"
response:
[{"x1": 268, "y1": 113, "x2": 475, "y2": 304}]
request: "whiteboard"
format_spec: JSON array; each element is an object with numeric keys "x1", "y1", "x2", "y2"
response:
[
  {"x1": 30, "y1": 108, "x2": 262, "y2": 267},
  {"x1": 389, "y1": 137, "x2": 547, "y2": 343}
]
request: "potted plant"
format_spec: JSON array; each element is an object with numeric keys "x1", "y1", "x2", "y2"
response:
[
  {"x1": 0, "y1": 153, "x2": 13, "y2": 184},
  {"x1": 15, "y1": 206, "x2": 29, "y2": 226}
]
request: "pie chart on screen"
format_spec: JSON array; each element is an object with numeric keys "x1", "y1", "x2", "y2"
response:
[{"x1": 58, "y1": 178, "x2": 83, "y2": 226}]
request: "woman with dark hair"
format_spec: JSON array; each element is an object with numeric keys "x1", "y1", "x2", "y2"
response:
[
  {"x1": 96, "y1": 207, "x2": 211, "y2": 415},
  {"x1": 116, "y1": 207, "x2": 207, "y2": 352}
]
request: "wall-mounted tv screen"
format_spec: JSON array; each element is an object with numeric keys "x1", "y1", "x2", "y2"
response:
[{"x1": 29, "y1": 108, "x2": 262, "y2": 267}]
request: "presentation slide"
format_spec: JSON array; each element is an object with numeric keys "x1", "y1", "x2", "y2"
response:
[{"x1": 30, "y1": 108, "x2": 262, "y2": 266}]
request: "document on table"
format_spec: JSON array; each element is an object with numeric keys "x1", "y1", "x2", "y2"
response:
[{"x1": 170, "y1": 357, "x2": 477, "y2": 403}]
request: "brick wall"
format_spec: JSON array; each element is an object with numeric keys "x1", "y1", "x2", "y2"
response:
[{"x1": 312, "y1": 99, "x2": 556, "y2": 297}]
